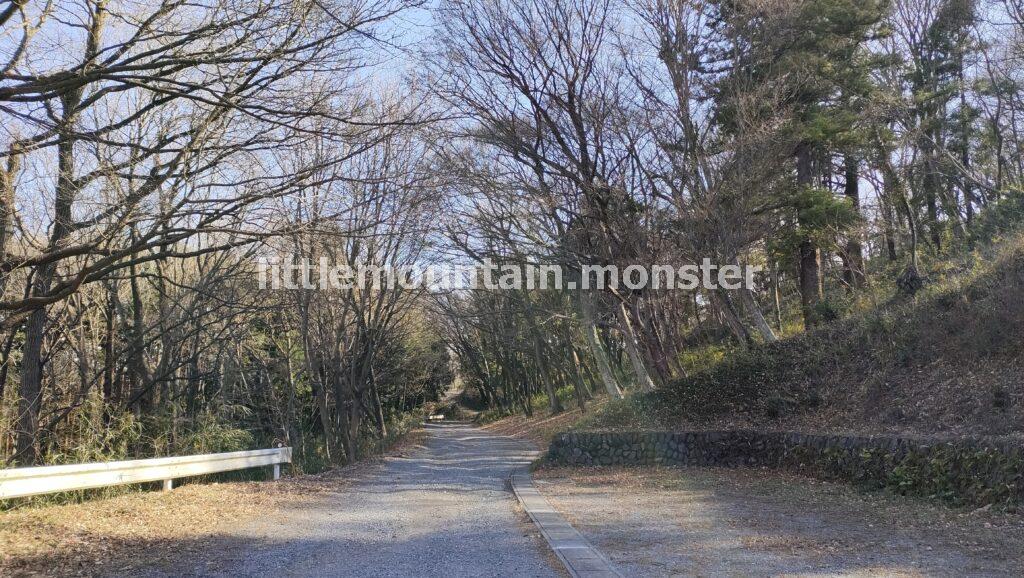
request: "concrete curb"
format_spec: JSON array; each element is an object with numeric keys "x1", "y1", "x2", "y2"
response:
[{"x1": 510, "y1": 471, "x2": 623, "y2": 578}]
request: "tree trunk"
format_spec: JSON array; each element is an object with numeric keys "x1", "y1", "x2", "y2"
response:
[
  {"x1": 101, "y1": 281, "x2": 117, "y2": 421},
  {"x1": 770, "y1": 262, "x2": 784, "y2": 332},
  {"x1": 738, "y1": 288, "x2": 777, "y2": 342},
  {"x1": 15, "y1": 300, "x2": 48, "y2": 464},
  {"x1": 882, "y1": 198, "x2": 899, "y2": 262},
  {"x1": 128, "y1": 252, "x2": 151, "y2": 416},
  {"x1": 281, "y1": 333, "x2": 303, "y2": 463},
  {"x1": 796, "y1": 145, "x2": 823, "y2": 328},
  {"x1": 15, "y1": 92, "x2": 81, "y2": 464},
  {"x1": 0, "y1": 326, "x2": 17, "y2": 403},
  {"x1": 613, "y1": 301, "x2": 655, "y2": 393},
  {"x1": 842, "y1": 155, "x2": 866, "y2": 289},
  {"x1": 0, "y1": 147, "x2": 20, "y2": 297},
  {"x1": 368, "y1": 366, "x2": 388, "y2": 438},
  {"x1": 525, "y1": 296, "x2": 563, "y2": 413},
  {"x1": 579, "y1": 292, "x2": 623, "y2": 398},
  {"x1": 567, "y1": 340, "x2": 589, "y2": 411},
  {"x1": 713, "y1": 289, "x2": 752, "y2": 347},
  {"x1": 632, "y1": 300, "x2": 671, "y2": 385}
]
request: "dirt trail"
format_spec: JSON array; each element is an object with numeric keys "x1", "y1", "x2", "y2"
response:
[
  {"x1": 143, "y1": 423, "x2": 563, "y2": 577},
  {"x1": 535, "y1": 466, "x2": 1024, "y2": 577}
]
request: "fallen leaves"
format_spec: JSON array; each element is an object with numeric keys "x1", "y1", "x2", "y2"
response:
[{"x1": 0, "y1": 477, "x2": 331, "y2": 576}]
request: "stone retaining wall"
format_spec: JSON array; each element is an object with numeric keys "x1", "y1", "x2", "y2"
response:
[{"x1": 547, "y1": 431, "x2": 1024, "y2": 508}]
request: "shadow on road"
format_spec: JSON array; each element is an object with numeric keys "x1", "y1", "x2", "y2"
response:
[{"x1": 124, "y1": 422, "x2": 563, "y2": 578}]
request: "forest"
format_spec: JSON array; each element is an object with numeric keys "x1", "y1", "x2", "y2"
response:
[{"x1": 2, "y1": 0, "x2": 1023, "y2": 471}]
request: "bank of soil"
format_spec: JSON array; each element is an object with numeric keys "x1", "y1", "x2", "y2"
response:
[{"x1": 480, "y1": 405, "x2": 595, "y2": 449}]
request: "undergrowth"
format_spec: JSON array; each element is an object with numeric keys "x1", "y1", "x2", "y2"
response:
[
  {"x1": 579, "y1": 233, "x2": 1024, "y2": 437},
  {"x1": 2, "y1": 405, "x2": 428, "y2": 511}
]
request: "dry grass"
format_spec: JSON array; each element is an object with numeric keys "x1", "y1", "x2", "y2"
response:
[
  {"x1": 481, "y1": 397, "x2": 610, "y2": 449},
  {"x1": 0, "y1": 475, "x2": 336, "y2": 576},
  {"x1": 576, "y1": 239, "x2": 1024, "y2": 442},
  {"x1": 0, "y1": 427, "x2": 428, "y2": 577}
]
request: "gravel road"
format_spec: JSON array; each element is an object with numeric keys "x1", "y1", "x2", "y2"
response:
[
  {"x1": 534, "y1": 466, "x2": 1024, "y2": 577},
  {"x1": 147, "y1": 423, "x2": 562, "y2": 578}
]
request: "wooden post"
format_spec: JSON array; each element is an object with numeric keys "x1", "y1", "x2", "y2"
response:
[
  {"x1": 162, "y1": 479, "x2": 173, "y2": 491},
  {"x1": 272, "y1": 464, "x2": 281, "y2": 481}
]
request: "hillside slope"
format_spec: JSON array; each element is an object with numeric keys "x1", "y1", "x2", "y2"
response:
[{"x1": 581, "y1": 238, "x2": 1024, "y2": 439}]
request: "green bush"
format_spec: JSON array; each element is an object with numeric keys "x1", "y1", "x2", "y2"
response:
[{"x1": 972, "y1": 187, "x2": 1024, "y2": 244}]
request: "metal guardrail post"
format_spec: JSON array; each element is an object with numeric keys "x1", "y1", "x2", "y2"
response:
[{"x1": 0, "y1": 447, "x2": 292, "y2": 500}]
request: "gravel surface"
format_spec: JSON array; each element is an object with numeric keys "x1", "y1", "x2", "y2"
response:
[
  {"x1": 140, "y1": 423, "x2": 563, "y2": 578},
  {"x1": 534, "y1": 466, "x2": 1024, "y2": 577}
]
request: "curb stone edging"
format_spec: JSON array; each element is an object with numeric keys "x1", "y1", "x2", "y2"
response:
[{"x1": 509, "y1": 471, "x2": 623, "y2": 578}]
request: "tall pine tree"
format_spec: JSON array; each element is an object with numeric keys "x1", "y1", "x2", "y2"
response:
[{"x1": 715, "y1": 0, "x2": 888, "y2": 326}]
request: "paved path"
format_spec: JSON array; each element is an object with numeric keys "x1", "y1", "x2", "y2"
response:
[{"x1": 149, "y1": 423, "x2": 563, "y2": 577}]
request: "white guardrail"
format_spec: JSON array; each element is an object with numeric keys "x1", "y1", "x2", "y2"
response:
[{"x1": 0, "y1": 447, "x2": 292, "y2": 500}]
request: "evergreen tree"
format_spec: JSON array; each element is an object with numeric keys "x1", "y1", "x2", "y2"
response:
[{"x1": 715, "y1": 0, "x2": 889, "y2": 326}]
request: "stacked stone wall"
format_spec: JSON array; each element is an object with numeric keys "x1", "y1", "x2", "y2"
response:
[{"x1": 548, "y1": 431, "x2": 1024, "y2": 507}]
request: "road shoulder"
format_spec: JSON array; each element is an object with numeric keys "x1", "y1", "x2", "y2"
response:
[
  {"x1": 533, "y1": 465, "x2": 1024, "y2": 577},
  {"x1": 511, "y1": 471, "x2": 622, "y2": 577}
]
